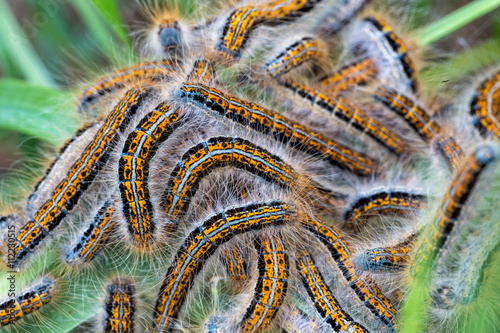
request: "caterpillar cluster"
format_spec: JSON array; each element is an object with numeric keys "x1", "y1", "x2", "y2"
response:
[{"x1": 1, "y1": 0, "x2": 500, "y2": 332}]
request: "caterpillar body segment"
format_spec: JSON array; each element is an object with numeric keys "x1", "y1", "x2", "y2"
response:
[
  {"x1": 469, "y1": 70, "x2": 500, "y2": 138},
  {"x1": 319, "y1": 58, "x2": 377, "y2": 93},
  {"x1": 429, "y1": 154, "x2": 500, "y2": 308},
  {"x1": 315, "y1": 0, "x2": 372, "y2": 35},
  {"x1": 374, "y1": 86, "x2": 438, "y2": 141},
  {"x1": 161, "y1": 136, "x2": 296, "y2": 227},
  {"x1": 343, "y1": 188, "x2": 425, "y2": 231},
  {"x1": 103, "y1": 277, "x2": 136, "y2": 333},
  {"x1": 221, "y1": 245, "x2": 250, "y2": 283},
  {"x1": 174, "y1": 82, "x2": 379, "y2": 176},
  {"x1": 119, "y1": 102, "x2": 185, "y2": 248},
  {"x1": 63, "y1": 199, "x2": 116, "y2": 265},
  {"x1": 434, "y1": 136, "x2": 464, "y2": 171},
  {"x1": 186, "y1": 57, "x2": 218, "y2": 84},
  {"x1": 266, "y1": 37, "x2": 324, "y2": 78},
  {"x1": 6, "y1": 88, "x2": 152, "y2": 268},
  {"x1": 296, "y1": 251, "x2": 369, "y2": 333},
  {"x1": 239, "y1": 233, "x2": 289, "y2": 333},
  {"x1": 217, "y1": 7, "x2": 261, "y2": 60},
  {"x1": 217, "y1": 0, "x2": 323, "y2": 60},
  {"x1": 0, "y1": 276, "x2": 56, "y2": 327},
  {"x1": 153, "y1": 201, "x2": 293, "y2": 332},
  {"x1": 353, "y1": 232, "x2": 417, "y2": 273},
  {"x1": 26, "y1": 120, "x2": 99, "y2": 220},
  {"x1": 78, "y1": 60, "x2": 180, "y2": 114},
  {"x1": 374, "y1": 86, "x2": 463, "y2": 170},
  {"x1": 301, "y1": 213, "x2": 400, "y2": 331},
  {"x1": 162, "y1": 135, "x2": 345, "y2": 227},
  {"x1": 432, "y1": 237, "x2": 500, "y2": 309},
  {"x1": 280, "y1": 79, "x2": 405, "y2": 156},
  {"x1": 411, "y1": 143, "x2": 500, "y2": 276},
  {"x1": 350, "y1": 16, "x2": 418, "y2": 95}
]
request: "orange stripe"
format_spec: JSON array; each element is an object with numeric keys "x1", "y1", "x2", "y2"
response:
[
  {"x1": 239, "y1": 233, "x2": 289, "y2": 333},
  {"x1": 78, "y1": 60, "x2": 180, "y2": 113},
  {"x1": 153, "y1": 201, "x2": 293, "y2": 332},
  {"x1": 353, "y1": 232, "x2": 417, "y2": 273},
  {"x1": 266, "y1": 37, "x2": 323, "y2": 78},
  {"x1": 104, "y1": 277, "x2": 136, "y2": 333},
  {"x1": 281, "y1": 79, "x2": 405, "y2": 155},
  {"x1": 217, "y1": 0, "x2": 323, "y2": 60},
  {"x1": 301, "y1": 213, "x2": 399, "y2": 330},
  {"x1": 296, "y1": 251, "x2": 369, "y2": 332},
  {"x1": 411, "y1": 143, "x2": 500, "y2": 276},
  {"x1": 319, "y1": 58, "x2": 376, "y2": 93},
  {"x1": 362, "y1": 16, "x2": 418, "y2": 94},
  {"x1": 64, "y1": 199, "x2": 116, "y2": 265},
  {"x1": 375, "y1": 85, "x2": 463, "y2": 169},
  {"x1": 469, "y1": 71, "x2": 500, "y2": 138},
  {"x1": 221, "y1": 245, "x2": 249, "y2": 282},
  {"x1": 343, "y1": 188, "x2": 425, "y2": 231},
  {"x1": 119, "y1": 102, "x2": 184, "y2": 248},
  {"x1": 174, "y1": 82, "x2": 378, "y2": 176},
  {"x1": 0, "y1": 277, "x2": 55, "y2": 327},
  {"x1": 7, "y1": 88, "x2": 151, "y2": 268}
]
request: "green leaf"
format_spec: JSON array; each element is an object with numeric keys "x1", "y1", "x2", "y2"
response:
[
  {"x1": 0, "y1": 79, "x2": 77, "y2": 146},
  {"x1": 89, "y1": 0, "x2": 132, "y2": 51},
  {"x1": 414, "y1": 0, "x2": 500, "y2": 46},
  {"x1": 0, "y1": 0, "x2": 55, "y2": 87}
]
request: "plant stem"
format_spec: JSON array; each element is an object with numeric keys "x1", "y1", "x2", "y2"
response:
[{"x1": 414, "y1": 0, "x2": 500, "y2": 46}]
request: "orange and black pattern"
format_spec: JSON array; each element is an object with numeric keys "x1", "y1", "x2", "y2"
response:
[
  {"x1": 175, "y1": 82, "x2": 378, "y2": 176},
  {"x1": 103, "y1": 277, "x2": 136, "y2": 333},
  {"x1": 353, "y1": 232, "x2": 418, "y2": 273},
  {"x1": 119, "y1": 102, "x2": 184, "y2": 247},
  {"x1": 217, "y1": 0, "x2": 322, "y2": 60},
  {"x1": 266, "y1": 37, "x2": 323, "y2": 78},
  {"x1": 469, "y1": 70, "x2": 500, "y2": 138},
  {"x1": 7, "y1": 88, "x2": 150, "y2": 267},
  {"x1": 0, "y1": 277, "x2": 55, "y2": 327},
  {"x1": 281, "y1": 79, "x2": 406, "y2": 155},
  {"x1": 78, "y1": 60, "x2": 180, "y2": 113},
  {"x1": 239, "y1": 233, "x2": 289, "y2": 332},
  {"x1": 412, "y1": 143, "x2": 500, "y2": 275},
  {"x1": 301, "y1": 213, "x2": 400, "y2": 330},
  {"x1": 64, "y1": 199, "x2": 116, "y2": 265},
  {"x1": 319, "y1": 58, "x2": 377, "y2": 93},
  {"x1": 343, "y1": 189, "x2": 425, "y2": 231},
  {"x1": 363, "y1": 16, "x2": 418, "y2": 94},
  {"x1": 375, "y1": 85, "x2": 463, "y2": 169},
  {"x1": 296, "y1": 251, "x2": 369, "y2": 332},
  {"x1": 221, "y1": 245, "x2": 249, "y2": 282},
  {"x1": 26, "y1": 121, "x2": 98, "y2": 219},
  {"x1": 186, "y1": 57, "x2": 218, "y2": 83},
  {"x1": 153, "y1": 201, "x2": 293, "y2": 332}
]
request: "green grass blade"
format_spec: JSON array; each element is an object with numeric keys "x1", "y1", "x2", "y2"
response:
[
  {"x1": 415, "y1": 0, "x2": 500, "y2": 46},
  {"x1": 89, "y1": 0, "x2": 132, "y2": 51},
  {"x1": 0, "y1": 79, "x2": 77, "y2": 146},
  {"x1": 0, "y1": 0, "x2": 55, "y2": 87},
  {"x1": 421, "y1": 39, "x2": 500, "y2": 92}
]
